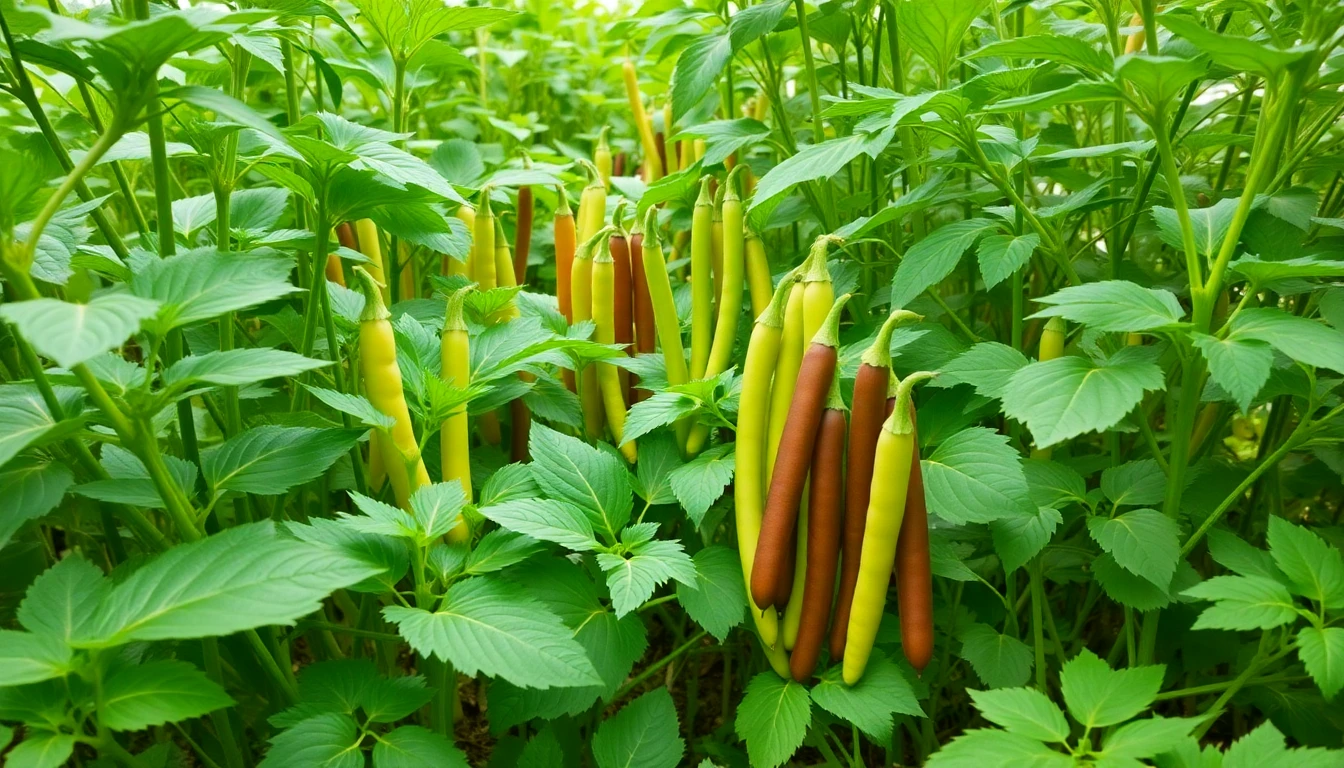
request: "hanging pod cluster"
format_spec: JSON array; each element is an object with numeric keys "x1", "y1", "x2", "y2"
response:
[{"x1": 735, "y1": 237, "x2": 937, "y2": 684}]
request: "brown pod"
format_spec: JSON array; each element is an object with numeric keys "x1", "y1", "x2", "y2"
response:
[
  {"x1": 609, "y1": 230, "x2": 635, "y2": 404},
  {"x1": 613, "y1": 152, "x2": 626, "y2": 178},
  {"x1": 829, "y1": 362, "x2": 888, "y2": 659},
  {"x1": 630, "y1": 230, "x2": 656, "y2": 402},
  {"x1": 514, "y1": 185, "x2": 533, "y2": 285},
  {"x1": 789, "y1": 406, "x2": 846, "y2": 682},
  {"x1": 336, "y1": 221, "x2": 358, "y2": 251},
  {"x1": 896, "y1": 419, "x2": 934, "y2": 675},
  {"x1": 655, "y1": 132, "x2": 668, "y2": 177},
  {"x1": 750, "y1": 341, "x2": 839, "y2": 609}
]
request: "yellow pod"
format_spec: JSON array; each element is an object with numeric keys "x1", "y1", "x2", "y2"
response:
[
  {"x1": 688, "y1": 178, "x2": 715, "y2": 380},
  {"x1": 355, "y1": 219, "x2": 388, "y2": 304},
  {"x1": 438, "y1": 286, "x2": 472, "y2": 543},
  {"x1": 745, "y1": 229, "x2": 773, "y2": 319},
  {"x1": 573, "y1": 228, "x2": 609, "y2": 441},
  {"x1": 452, "y1": 205, "x2": 474, "y2": 278},
  {"x1": 595, "y1": 126, "x2": 613, "y2": 189},
  {"x1": 473, "y1": 190, "x2": 497, "y2": 290}
]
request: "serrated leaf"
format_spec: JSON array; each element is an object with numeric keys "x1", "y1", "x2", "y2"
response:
[
  {"x1": 1059, "y1": 650, "x2": 1163, "y2": 729},
  {"x1": 0, "y1": 294, "x2": 159, "y2": 369},
  {"x1": 676, "y1": 546, "x2": 745, "y2": 641},
  {"x1": 926, "y1": 729, "x2": 1073, "y2": 768},
  {"x1": 734, "y1": 673, "x2": 811, "y2": 768},
  {"x1": 598, "y1": 539, "x2": 697, "y2": 617},
  {"x1": 1002, "y1": 348, "x2": 1165, "y2": 448},
  {"x1": 891, "y1": 219, "x2": 1001, "y2": 309},
  {"x1": 372, "y1": 725, "x2": 470, "y2": 768},
  {"x1": 968, "y1": 687, "x2": 1069, "y2": 742},
  {"x1": 528, "y1": 424, "x2": 633, "y2": 540},
  {"x1": 922, "y1": 427, "x2": 1035, "y2": 524},
  {"x1": 977, "y1": 234, "x2": 1039, "y2": 289},
  {"x1": 1087, "y1": 509, "x2": 1180, "y2": 589},
  {"x1": 1183, "y1": 576, "x2": 1299, "y2": 631},
  {"x1": 1267, "y1": 517, "x2": 1344, "y2": 609},
  {"x1": 1297, "y1": 627, "x2": 1344, "y2": 701},
  {"x1": 258, "y1": 712, "x2": 361, "y2": 768},
  {"x1": 669, "y1": 443, "x2": 734, "y2": 525},
  {"x1": 958, "y1": 623, "x2": 1033, "y2": 689},
  {"x1": 477, "y1": 498, "x2": 598, "y2": 551},
  {"x1": 1228, "y1": 308, "x2": 1344, "y2": 375},
  {"x1": 203, "y1": 426, "x2": 362, "y2": 495},
  {"x1": 0, "y1": 460, "x2": 74, "y2": 550},
  {"x1": 100, "y1": 660, "x2": 232, "y2": 731},
  {"x1": 592, "y1": 687, "x2": 684, "y2": 768},
  {"x1": 1030, "y1": 281, "x2": 1185, "y2": 333},
  {"x1": 811, "y1": 651, "x2": 922, "y2": 743}
]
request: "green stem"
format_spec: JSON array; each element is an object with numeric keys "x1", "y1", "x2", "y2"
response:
[
  {"x1": 1029, "y1": 558, "x2": 1047, "y2": 691},
  {"x1": 202, "y1": 638, "x2": 245, "y2": 768},
  {"x1": 1151, "y1": 107, "x2": 1204, "y2": 304},
  {"x1": 615, "y1": 630, "x2": 708, "y2": 701}
]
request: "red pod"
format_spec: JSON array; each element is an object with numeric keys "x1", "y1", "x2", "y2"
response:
[
  {"x1": 751, "y1": 341, "x2": 839, "y2": 609},
  {"x1": 630, "y1": 230, "x2": 656, "y2": 402},
  {"x1": 609, "y1": 230, "x2": 635, "y2": 404},
  {"x1": 789, "y1": 406, "x2": 846, "y2": 682},
  {"x1": 613, "y1": 152, "x2": 626, "y2": 178},
  {"x1": 514, "y1": 185, "x2": 533, "y2": 285},
  {"x1": 654, "y1": 132, "x2": 668, "y2": 178},
  {"x1": 830, "y1": 362, "x2": 888, "y2": 659},
  {"x1": 336, "y1": 221, "x2": 358, "y2": 251},
  {"x1": 896, "y1": 423, "x2": 934, "y2": 675}
]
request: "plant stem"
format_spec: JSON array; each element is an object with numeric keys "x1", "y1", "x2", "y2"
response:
[
  {"x1": 1029, "y1": 558, "x2": 1047, "y2": 691},
  {"x1": 615, "y1": 630, "x2": 708, "y2": 701}
]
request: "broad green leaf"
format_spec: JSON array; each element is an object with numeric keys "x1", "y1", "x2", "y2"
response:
[
  {"x1": 967, "y1": 687, "x2": 1069, "y2": 742},
  {"x1": 1101, "y1": 716, "x2": 1201, "y2": 760},
  {"x1": 811, "y1": 651, "x2": 922, "y2": 743},
  {"x1": 0, "y1": 294, "x2": 159, "y2": 369},
  {"x1": 382, "y1": 576, "x2": 601, "y2": 689},
  {"x1": 163, "y1": 349, "x2": 330, "y2": 391},
  {"x1": 897, "y1": 0, "x2": 989, "y2": 80},
  {"x1": 257, "y1": 712, "x2": 362, "y2": 768},
  {"x1": 1182, "y1": 576, "x2": 1299, "y2": 630},
  {"x1": 749, "y1": 129, "x2": 893, "y2": 228},
  {"x1": 922, "y1": 427, "x2": 1035, "y2": 524},
  {"x1": 130, "y1": 249, "x2": 298, "y2": 331},
  {"x1": 1059, "y1": 650, "x2": 1163, "y2": 729},
  {"x1": 598, "y1": 538, "x2": 697, "y2": 617},
  {"x1": 591, "y1": 687, "x2": 684, "y2": 768},
  {"x1": 372, "y1": 725, "x2": 470, "y2": 768},
  {"x1": 528, "y1": 425, "x2": 633, "y2": 540},
  {"x1": 306, "y1": 386, "x2": 397, "y2": 430},
  {"x1": 1230, "y1": 255, "x2": 1344, "y2": 286},
  {"x1": 407, "y1": 481, "x2": 466, "y2": 541},
  {"x1": 1100, "y1": 460, "x2": 1167, "y2": 508},
  {"x1": 669, "y1": 30, "x2": 733, "y2": 123},
  {"x1": 3, "y1": 730, "x2": 77, "y2": 768},
  {"x1": 1087, "y1": 509, "x2": 1180, "y2": 589},
  {"x1": 17, "y1": 555, "x2": 107, "y2": 641},
  {"x1": 0, "y1": 630, "x2": 73, "y2": 686},
  {"x1": 735, "y1": 673, "x2": 811, "y2": 768},
  {"x1": 623, "y1": 391, "x2": 699, "y2": 443},
  {"x1": 1160, "y1": 14, "x2": 1307, "y2": 77},
  {"x1": 932, "y1": 342, "x2": 1029, "y2": 400},
  {"x1": 73, "y1": 444, "x2": 198, "y2": 509},
  {"x1": 203, "y1": 426, "x2": 363, "y2": 496},
  {"x1": 1206, "y1": 529, "x2": 1281, "y2": 581},
  {"x1": 1297, "y1": 627, "x2": 1344, "y2": 701},
  {"x1": 1151, "y1": 198, "x2": 1239, "y2": 258},
  {"x1": 977, "y1": 233, "x2": 1039, "y2": 289},
  {"x1": 477, "y1": 498, "x2": 598, "y2": 551},
  {"x1": 669, "y1": 443, "x2": 734, "y2": 525},
  {"x1": 1093, "y1": 553, "x2": 1175, "y2": 612},
  {"x1": 1030, "y1": 281, "x2": 1185, "y2": 333},
  {"x1": 0, "y1": 460, "x2": 73, "y2": 549},
  {"x1": 477, "y1": 462, "x2": 537, "y2": 507},
  {"x1": 85, "y1": 521, "x2": 379, "y2": 646},
  {"x1": 968, "y1": 34, "x2": 1111, "y2": 76},
  {"x1": 1116, "y1": 54, "x2": 1208, "y2": 108},
  {"x1": 925, "y1": 729, "x2": 1073, "y2": 768},
  {"x1": 1002, "y1": 348, "x2": 1165, "y2": 448},
  {"x1": 958, "y1": 623, "x2": 1033, "y2": 689},
  {"x1": 349, "y1": 0, "x2": 514, "y2": 60},
  {"x1": 1266, "y1": 517, "x2": 1344, "y2": 609},
  {"x1": 1022, "y1": 459, "x2": 1087, "y2": 509},
  {"x1": 891, "y1": 219, "x2": 1001, "y2": 309},
  {"x1": 1228, "y1": 308, "x2": 1344, "y2": 375},
  {"x1": 1192, "y1": 333, "x2": 1272, "y2": 413},
  {"x1": 465, "y1": 531, "x2": 541, "y2": 575},
  {"x1": 990, "y1": 507, "x2": 1062, "y2": 573},
  {"x1": 634, "y1": 433, "x2": 682, "y2": 506},
  {"x1": 676, "y1": 545, "x2": 745, "y2": 641},
  {"x1": 100, "y1": 660, "x2": 232, "y2": 731},
  {"x1": 673, "y1": 119, "x2": 771, "y2": 167}
]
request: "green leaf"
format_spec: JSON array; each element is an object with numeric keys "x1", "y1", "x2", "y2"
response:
[
  {"x1": 306, "y1": 386, "x2": 397, "y2": 431},
  {"x1": 1101, "y1": 716, "x2": 1201, "y2": 760},
  {"x1": 735, "y1": 672, "x2": 811, "y2": 768},
  {"x1": 673, "y1": 119, "x2": 771, "y2": 167},
  {"x1": 748, "y1": 130, "x2": 893, "y2": 227},
  {"x1": 669, "y1": 30, "x2": 733, "y2": 124},
  {"x1": 896, "y1": 0, "x2": 989, "y2": 80},
  {"x1": 1192, "y1": 333, "x2": 1272, "y2": 413},
  {"x1": 1116, "y1": 54, "x2": 1208, "y2": 108},
  {"x1": 1206, "y1": 529, "x2": 1281, "y2": 581},
  {"x1": 465, "y1": 531, "x2": 541, "y2": 575},
  {"x1": 592, "y1": 687, "x2": 684, "y2": 768},
  {"x1": 967, "y1": 34, "x2": 1112, "y2": 76},
  {"x1": 925, "y1": 729, "x2": 1073, "y2": 768},
  {"x1": 1267, "y1": 517, "x2": 1344, "y2": 609},
  {"x1": 258, "y1": 712, "x2": 362, "y2": 768},
  {"x1": 890, "y1": 219, "x2": 1001, "y2": 309},
  {"x1": 1002, "y1": 348, "x2": 1165, "y2": 448},
  {"x1": 623, "y1": 391, "x2": 699, "y2": 444},
  {"x1": 598, "y1": 538, "x2": 697, "y2": 617},
  {"x1": 1159, "y1": 14, "x2": 1307, "y2": 77},
  {"x1": 0, "y1": 386, "x2": 87, "y2": 473},
  {"x1": 73, "y1": 444, "x2": 198, "y2": 510},
  {"x1": 922, "y1": 427, "x2": 1035, "y2": 524},
  {"x1": 528, "y1": 425, "x2": 633, "y2": 541},
  {"x1": 0, "y1": 460, "x2": 73, "y2": 550},
  {"x1": 348, "y1": 0, "x2": 514, "y2": 60},
  {"x1": 3, "y1": 730, "x2": 77, "y2": 768},
  {"x1": 976, "y1": 234, "x2": 1039, "y2": 290},
  {"x1": 1229, "y1": 255, "x2": 1344, "y2": 286},
  {"x1": 203, "y1": 426, "x2": 363, "y2": 496},
  {"x1": 1297, "y1": 627, "x2": 1344, "y2": 701},
  {"x1": 100, "y1": 660, "x2": 232, "y2": 731},
  {"x1": 478, "y1": 463, "x2": 537, "y2": 507},
  {"x1": 1220, "y1": 721, "x2": 1342, "y2": 767},
  {"x1": 0, "y1": 294, "x2": 159, "y2": 369},
  {"x1": 1228, "y1": 308, "x2": 1344, "y2": 375},
  {"x1": 1087, "y1": 509, "x2": 1180, "y2": 589},
  {"x1": 958, "y1": 623, "x2": 1033, "y2": 689},
  {"x1": 477, "y1": 498, "x2": 598, "y2": 551},
  {"x1": 372, "y1": 725, "x2": 470, "y2": 768},
  {"x1": 811, "y1": 650, "x2": 922, "y2": 743},
  {"x1": 669, "y1": 443, "x2": 735, "y2": 525},
  {"x1": 362, "y1": 676, "x2": 435, "y2": 724},
  {"x1": 17, "y1": 555, "x2": 107, "y2": 641},
  {"x1": 1093, "y1": 553, "x2": 1174, "y2": 612},
  {"x1": 635, "y1": 434, "x2": 682, "y2": 506},
  {"x1": 932, "y1": 342, "x2": 1029, "y2": 400},
  {"x1": 85, "y1": 521, "x2": 379, "y2": 646},
  {"x1": 1059, "y1": 650, "x2": 1163, "y2": 729},
  {"x1": 990, "y1": 507, "x2": 1062, "y2": 573},
  {"x1": 130, "y1": 250, "x2": 299, "y2": 331},
  {"x1": 0, "y1": 630, "x2": 73, "y2": 686},
  {"x1": 1029, "y1": 281, "x2": 1185, "y2": 333},
  {"x1": 382, "y1": 576, "x2": 601, "y2": 689},
  {"x1": 163, "y1": 349, "x2": 330, "y2": 392},
  {"x1": 968, "y1": 687, "x2": 1069, "y2": 742},
  {"x1": 676, "y1": 545, "x2": 745, "y2": 641},
  {"x1": 1151, "y1": 198, "x2": 1239, "y2": 259},
  {"x1": 987, "y1": 80, "x2": 1124, "y2": 113},
  {"x1": 407, "y1": 481, "x2": 466, "y2": 541},
  {"x1": 1100, "y1": 460, "x2": 1167, "y2": 508},
  {"x1": 1183, "y1": 576, "x2": 1299, "y2": 630}
]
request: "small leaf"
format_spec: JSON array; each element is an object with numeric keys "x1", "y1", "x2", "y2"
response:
[
  {"x1": 811, "y1": 651, "x2": 922, "y2": 743},
  {"x1": 0, "y1": 294, "x2": 159, "y2": 369},
  {"x1": 203, "y1": 426, "x2": 363, "y2": 496},
  {"x1": 669, "y1": 443, "x2": 735, "y2": 525},
  {"x1": 1030, "y1": 280, "x2": 1185, "y2": 333},
  {"x1": 1059, "y1": 650, "x2": 1163, "y2": 729},
  {"x1": 891, "y1": 219, "x2": 1001, "y2": 309},
  {"x1": 1002, "y1": 348, "x2": 1165, "y2": 448},
  {"x1": 676, "y1": 546, "x2": 745, "y2": 641},
  {"x1": 734, "y1": 673, "x2": 811, "y2": 768},
  {"x1": 1087, "y1": 509, "x2": 1180, "y2": 589},
  {"x1": 968, "y1": 687, "x2": 1069, "y2": 742},
  {"x1": 1297, "y1": 627, "x2": 1344, "y2": 701},
  {"x1": 591, "y1": 687, "x2": 684, "y2": 768},
  {"x1": 100, "y1": 660, "x2": 232, "y2": 731},
  {"x1": 958, "y1": 623, "x2": 1033, "y2": 689}
]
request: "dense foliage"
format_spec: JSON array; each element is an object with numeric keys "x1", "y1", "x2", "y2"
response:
[{"x1": 3, "y1": 0, "x2": 1344, "y2": 766}]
